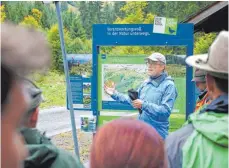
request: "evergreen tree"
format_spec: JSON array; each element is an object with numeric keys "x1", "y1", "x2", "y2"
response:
[
  {"x1": 62, "y1": 10, "x2": 74, "y2": 31},
  {"x1": 113, "y1": 1, "x2": 126, "y2": 19},
  {"x1": 79, "y1": 1, "x2": 91, "y2": 38},
  {"x1": 60, "y1": 1, "x2": 68, "y2": 12},
  {"x1": 70, "y1": 17, "x2": 86, "y2": 40},
  {"x1": 102, "y1": 2, "x2": 115, "y2": 23}
]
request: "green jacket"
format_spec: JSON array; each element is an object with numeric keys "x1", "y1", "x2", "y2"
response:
[
  {"x1": 166, "y1": 94, "x2": 228, "y2": 168},
  {"x1": 183, "y1": 112, "x2": 228, "y2": 168},
  {"x1": 21, "y1": 128, "x2": 84, "y2": 168}
]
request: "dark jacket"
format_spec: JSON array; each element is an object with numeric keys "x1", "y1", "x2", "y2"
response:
[
  {"x1": 194, "y1": 90, "x2": 210, "y2": 112},
  {"x1": 20, "y1": 128, "x2": 84, "y2": 168},
  {"x1": 166, "y1": 94, "x2": 228, "y2": 168}
]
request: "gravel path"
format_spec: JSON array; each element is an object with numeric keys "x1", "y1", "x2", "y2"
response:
[
  {"x1": 37, "y1": 107, "x2": 93, "y2": 164},
  {"x1": 51, "y1": 129, "x2": 93, "y2": 164},
  {"x1": 39, "y1": 107, "x2": 137, "y2": 165},
  {"x1": 38, "y1": 107, "x2": 92, "y2": 137}
]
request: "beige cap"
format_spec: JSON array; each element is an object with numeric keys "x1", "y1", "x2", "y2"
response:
[{"x1": 145, "y1": 52, "x2": 166, "y2": 64}]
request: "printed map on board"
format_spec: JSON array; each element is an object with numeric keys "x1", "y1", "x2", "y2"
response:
[{"x1": 102, "y1": 64, "x2": 148, "y2": 101}]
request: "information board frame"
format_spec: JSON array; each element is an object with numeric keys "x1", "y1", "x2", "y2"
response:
[{"x1": 92, "y1": 24, "x2": 194, "y2": 121}]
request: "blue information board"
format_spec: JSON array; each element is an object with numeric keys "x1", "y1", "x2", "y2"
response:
[
  {"x1": 92, "y1": 24, "x2": 195, "y2": 120},
  {"x1": 66, "y1": 54, "x2": 92, "y2": 110}
]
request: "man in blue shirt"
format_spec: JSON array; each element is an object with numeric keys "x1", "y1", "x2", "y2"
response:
[{"x1": 104, "y1": 53, "x2": 178, "y2": 139}]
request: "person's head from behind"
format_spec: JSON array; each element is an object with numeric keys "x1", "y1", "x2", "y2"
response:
[
  {"x1": 145, "y1": 52, "x2": 166, "y2": 77},
  {"x1": 1, "y1": 23, "x2": 51, "y2": 168},
  {"x1": 186, "y1": 31, "x2": 228, "y2": 101},
  {"x1": 21, "y1": 79, "x2": 43, "y2": 128},
  {"x1": 192, "y1": 69, "x2": 207, "y2": 92},
  {"x1": 90, "y1": 119, "x2": 166, "y2": 168}
]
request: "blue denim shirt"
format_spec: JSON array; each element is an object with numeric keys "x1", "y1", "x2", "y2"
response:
[{"x1": 111, "y1": 72, "x2": 178, "y2": 139}]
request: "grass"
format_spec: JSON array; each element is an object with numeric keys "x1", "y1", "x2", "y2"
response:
[
  {"x1": 32, "y1": 71, "x2": 66, "y2": 109},
  {"x1": 173, "y1": 78, "x2": 186, "y2": 113},
  {"x1": 169, "y1": 113, "x2": 186, "y2": 132},
  {"x1": 99, "y1": 113, "x2": 186, "y2": 132}
]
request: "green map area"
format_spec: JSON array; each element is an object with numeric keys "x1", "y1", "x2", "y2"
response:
[{"x1": 104, "y1": 64, "x2": 147, "y2": 93}]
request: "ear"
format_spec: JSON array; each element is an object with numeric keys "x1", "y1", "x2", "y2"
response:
[
  {"x1": 161, "y1": 64, "x2": 166, "y2": 71},
  {"x1": 206, "y1": 74, "x2": 214, "y2": 92}
]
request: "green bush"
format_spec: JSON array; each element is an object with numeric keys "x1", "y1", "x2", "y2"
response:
[
  {"x1": 32, "y1": 71, "x2": 66, "y2": 109},
  {"x1": 194, "y1": 32, "x2": 217, "y2": 54}
]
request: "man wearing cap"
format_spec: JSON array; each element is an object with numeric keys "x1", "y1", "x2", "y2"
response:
[
  {"x1": 166, "y1": 31, "x2": 228, "y2": 168},
  {"x1": 104, "y1": 52, "x2": 178, "y2": 139},
  {"x1": 20, "y1": 79, "x2": 84, "y2": 168},
  {"x1": 192, "y1": 69, "x2": 210, "y2": 112}
]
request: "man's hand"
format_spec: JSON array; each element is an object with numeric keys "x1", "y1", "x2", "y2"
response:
[
  {"x1": 132, "y1": 99, "x2": 143, "y2": 109},
  {"x1": 104, "y1": 82, "x2": 116, "y2": 96}
]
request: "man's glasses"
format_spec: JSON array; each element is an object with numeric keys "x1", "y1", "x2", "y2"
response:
[{"x1": 145, "y1": 60, "x2": 162, "y2": 66}]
